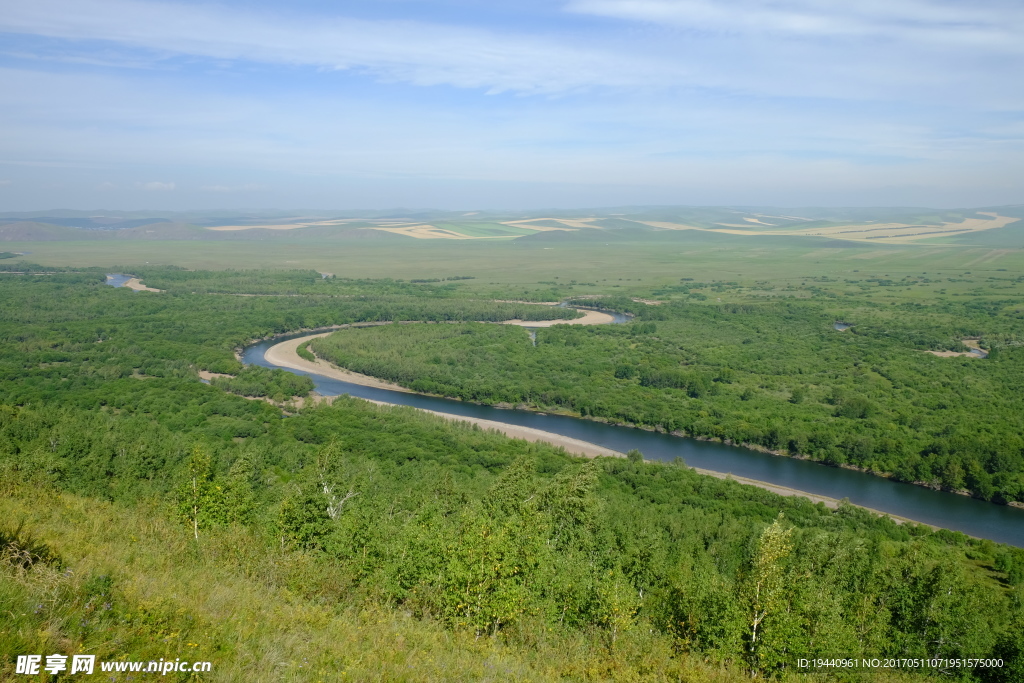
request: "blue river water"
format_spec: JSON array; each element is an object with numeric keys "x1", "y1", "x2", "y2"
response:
[
  {"x1": 103, "y1": 273, "x2": 1021, "y2": 544},
  {"x1": 106, "y1": 273, "x2": 134, "y2": 288},
  {"x1": 242, "y1": 328, "x2": 1024, "y2": 547}
]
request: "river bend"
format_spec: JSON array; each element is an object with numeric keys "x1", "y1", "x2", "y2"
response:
[{"x1": 242, "y1": 326, "x2": 1024, "y2": 547}]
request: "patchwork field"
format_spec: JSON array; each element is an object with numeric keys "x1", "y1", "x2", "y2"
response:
[
  {"x1": 8, "y1": 206, "x2": 1019, "y2": 245},
  {"x1": 634, "y1": 213, "x2": 1020, "y2": 243}
]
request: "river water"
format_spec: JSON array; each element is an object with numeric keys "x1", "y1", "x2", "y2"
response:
[
  {"x1": 242, "y1": 328, "x2": 1024, "y2": 547},
  {"x1": 106, "y1": 273, "x2": 134, "y2": 288}
]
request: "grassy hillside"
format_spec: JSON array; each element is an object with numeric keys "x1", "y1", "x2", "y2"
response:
[
  {"x1": 4, "y1": 393, "x2": 1022, "y2": 682},
  {"x1": 1, "y1": 482, "x2": 755, "y2": 682}
]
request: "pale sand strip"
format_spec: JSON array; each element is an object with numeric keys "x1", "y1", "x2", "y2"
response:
[
  {"x1": 692, "y1": 468, "x2": 839, "y2": 509},
  {"x1": 501, "y1": 308, "x2": 616, "y2": 327},
  {"x1": 124, "y1": 278, "x2": 162, "y2": 292},
  {"x1": 264, "y1": 333, "x2": 414, "y2": 393},
  {"x1": 263, "y1": 308, "x2": 616, "y2": 390},
  {"x1": 691, "y1": 468, "x2": 935, "y2": 528},
  {"x1": 266, "y1": 334, "x2": 616, "y2": 458},
  {"x1": 355, "y1": 397, "x2": 621, "y2": 459}
]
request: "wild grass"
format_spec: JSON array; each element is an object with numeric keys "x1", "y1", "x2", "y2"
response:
[
  {"x1": 0, "y1": 483, "x2": 950, "y2": 682},
  {"x1": 5, "y1": 238, "x2": 1021, "y2": 301},
  {"x1": 1, "y1": 483, "x2": 760, "y2": 682}
]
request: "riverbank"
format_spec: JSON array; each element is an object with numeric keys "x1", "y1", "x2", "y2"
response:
[
  {"x1": 313, "y1": 393, "x2": 622, "y2": 458},
  {"x1": 124, "y1": 277, "x2": 161, "y2": 292},
  {"x1": 501, "y1": 308, "x2": 617, "y2": 327},
  {"x1": 319, "y1": 389, "x2": 936, "y2": 527},
  {"x1": 264, "y1": 333, "x2": 414, "y2": 393},
  {"x1": 689, "y1": 468, "x2": 938, "y2": 529},
  {"x1": 106, "y1": 273, "x2": 162, "y2": 292},
  {"x1": 265, "y1": 332, "x2": 941, "y2": 529}
]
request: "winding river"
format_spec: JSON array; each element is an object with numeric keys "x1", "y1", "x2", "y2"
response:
[
  {"x1": 102, "y1": 272, "x2": 1022, "y2": 543},
  {"x1": 241, "y1": 320, "x2": 1024, "y2": 547}
]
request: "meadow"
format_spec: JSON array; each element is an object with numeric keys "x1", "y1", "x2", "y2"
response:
[{"x1": 5, "y1": 231, "x2": 1024, "y2": 298}]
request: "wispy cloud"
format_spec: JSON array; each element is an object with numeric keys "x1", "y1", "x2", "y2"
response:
[
  {"x1": 137, "y1": 181, "x2": 174, "y2": 191},
  {"x1": 200, "y1": 184, "x2": 265, "y2": 193},
  {"x1": 0, "y1": 0, "x2": 1020, "y2": 208},
  {"x1": 0, "y1": 179, "x2": 12, "y2": 186},
  {"x1": 568, "y1": 0, "x2": 1024, "y2": 49},
  {"x1": 0, "y1": 0, "x2": 673, "y2": 94}
]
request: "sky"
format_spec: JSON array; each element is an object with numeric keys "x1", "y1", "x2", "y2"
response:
[{"x1": 0, "y1": 0, "x2": 1022, "y2": 211}]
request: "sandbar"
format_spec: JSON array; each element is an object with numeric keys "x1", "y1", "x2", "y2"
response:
[
  {"x1": 266, "y1": 330, "x2": 939, "y2": 528},
  {"x1": 264, "y1": 333, "x2": 414, "y2": 393},
  {"x1": 123, "y1": 277, "x2": 162, "y2": 292},
  {"x1": 502, "y1": 308, "x2": 616, "y2": 327}
]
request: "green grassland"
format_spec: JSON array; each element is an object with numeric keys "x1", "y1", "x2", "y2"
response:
[{"x1": 4, "y1": 234, "x2": 1023, "y2": 301}]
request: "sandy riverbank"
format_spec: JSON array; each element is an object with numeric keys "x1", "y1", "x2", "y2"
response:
[
  {"x1": 265, "y1": 332, "x2": 935, "y2": 527},
  {"x1": 267, "y1": 334, "x2": 616, "y2": 458},
  {"x1": 123, "y1": 277, "x2": 162, "y2": 292},
  {"x1": 341, "y1": 396, "x2": 622, "y2": 458},
  {"x1": 125, "y1": 278, "x2": 159, "y2": 290},
  {"x1": 264, "y1": 334, "x2": 414, "y2": 393},
  {"x1": 501, "y1": 308, "x2": 616, "y2": 327},
  {"x1": 689, "y1": 468, "x2": 933, "y2": 527}
]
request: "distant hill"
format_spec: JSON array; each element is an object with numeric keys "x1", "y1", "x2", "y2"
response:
[
  {"x1": 0, "y1": 219, "x2": 415, "y2": 242},
  {"x1": 0, "y1": 222, "x2": 88, "y2": 241},
  {"x1": 0, "y1": 217, "x2": 173, "y2": 230},
  {"x1": 514, "y1": 226, "x2": 855, "y2": 248},
  {"x1": 4, "y1": 205, "x2": 1023, "y2": 244}
]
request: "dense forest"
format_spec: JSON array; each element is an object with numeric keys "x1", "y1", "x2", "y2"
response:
[
  {"x1": 311, "y1": 297, "x2": 1024, "y2": 503},
  {"x1": 2, "y1": 269, "x2": 1023, "y2": 681}
]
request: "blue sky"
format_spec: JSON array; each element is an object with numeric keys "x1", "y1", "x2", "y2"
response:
[{"x1": 0, "y1": 0, "x2": 1021, "y2": 210}]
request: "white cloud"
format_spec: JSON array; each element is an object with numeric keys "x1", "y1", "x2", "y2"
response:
[
  {"x1": 567, "y1": 0, "x2": 1024, "y2": 49},
  {"x1": 200, "y1": 184, "x2": 265, "y2": 193},
  {"x1": 0, "y1": 179, "x2": 12, "y2": 186},
  {"x1": 0, "y1": 0, "x2": 675, "y2": 95},
  {"x1": 0, "y1": 2, "x2": 1020, "y2": 208}
]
